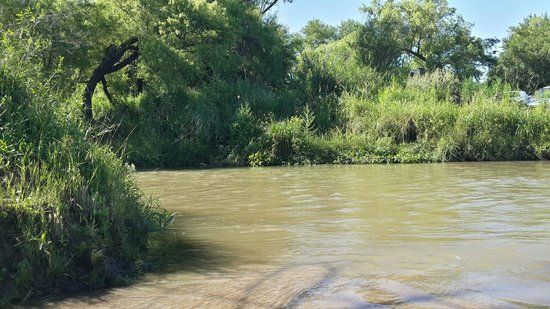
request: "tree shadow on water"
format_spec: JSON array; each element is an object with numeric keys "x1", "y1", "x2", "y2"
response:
[
  {"x1": 30, "y1": 230, "x2": 233, "y2": 307},
  {"x1": 146, "y1": 231, "x2": 234, "y2": 274}
]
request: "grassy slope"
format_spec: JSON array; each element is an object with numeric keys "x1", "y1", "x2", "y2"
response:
[{"x1": 0, "y1": 67, "x2": 168, "y2": 303}]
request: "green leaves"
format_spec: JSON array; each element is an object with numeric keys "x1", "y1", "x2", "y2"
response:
[
  {"x1": 357, "y1": 0, "x2": 497, "y2": 79},
  {"x1": 492, "y1": 14, "x2": 550, "y2": 92}
]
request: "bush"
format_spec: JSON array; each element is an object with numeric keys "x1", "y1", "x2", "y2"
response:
[
  {"x1": 249, "y1": 113, "x2": 315, "y2": 166},
  {"x1": 453, "y1": 100, "x2": 523, "y2": 160}
]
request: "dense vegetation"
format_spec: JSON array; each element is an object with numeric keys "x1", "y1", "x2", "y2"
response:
[
  {"x1": 0, "y1": 0, "x2": 549, "y2": 303},
  {"x1": 491, "y1": 14, "x2": 550, "y2": 92},
  {"x1": 0, "y1": 65, "x2": 169, "y2": 303},
  {"x1": 0, "y1": 0, "x2": 172, "y2": 303},
  {"x1": 97, "y1": 0, "x2": 546, "y2": 167}
]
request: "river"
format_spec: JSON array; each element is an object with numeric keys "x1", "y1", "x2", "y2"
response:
[{"x1": 46, "y1": 162, "x2": 550, "y2": 308}]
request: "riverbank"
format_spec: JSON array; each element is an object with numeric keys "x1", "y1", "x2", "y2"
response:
[
  {"x1": 0, "y1": 67, "x2": 169, "y2": 304},
  {"x1": 116, "y1": 79, "x2": 550, "y2": 168}
]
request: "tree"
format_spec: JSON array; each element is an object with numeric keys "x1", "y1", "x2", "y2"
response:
[
  {"x1": 355, "y1": 17, "x2": 404, "y2": 73},
  {"x1": 301, "y1": 19, "x2": 339, "y2": 47},
  {"x1": 356, "y1": 0, "x2": 497, "y2": 79},
  {"x1": 338, "y1": 19, "x2": 362, "y2": 38},
  {"x1": 492, "y1": 14, "x2": 550, "y2": 92},
  {"x1": 0, "y1": 0, "x2": 138, "y2": 121},
  {"x1": 137, "y1": 0, "x2": 293, "y2": 87},
  {"x1": 298, "y1": 19, "x2": 362, "y2": 50},
  {"x1": 83, "y1": 37, "x2": 140, "y2": 120}
]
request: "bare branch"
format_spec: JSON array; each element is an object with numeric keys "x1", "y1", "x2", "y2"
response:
[{"x1": 261, "y1": 0, "x2": 279, "y2": 14}]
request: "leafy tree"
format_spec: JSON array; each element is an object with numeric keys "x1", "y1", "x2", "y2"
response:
[
  {"x1": 121, "y1": 0, "x2": 294, "y2": 87},
  {"x1": 299, "y1": 19, "x2": 362, "y2": 49},
  {"x1": 338, "y1": 19, "x2": 363, "y2": 38},
  {"x1": 301, "y1": 19, "x2": 339, "y2": 47},
  {"x1": 492, "y1": 14, "x2": 550, "y2": 92},
  {"x1": 0, "y1": 0, "x2": 137, "y2": 113},
  {"x1": 356, "y1": 0, "x2": 497, "y2": 79},
  {"x1": 93, "y1": 0, "x2": 296, "y2": 165},
  {"x1": 356, "y1": 16, "x2": 404, "y2": 73}
]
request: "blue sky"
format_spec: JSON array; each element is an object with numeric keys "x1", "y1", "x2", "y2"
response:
[{"x1": 275, "y1": 0, "x2": 550, "y2": 40}]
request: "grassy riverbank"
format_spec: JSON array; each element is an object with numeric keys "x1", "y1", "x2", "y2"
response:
[
  {"x1": 0, "y1": 67, "x2": 169, "y2": 303},
  {"x1": 112, "y1": 73, "x2": 550, "y2": 168},
  {"x1": 245, "y1": 83, "x2": 550, "y2": 166}
]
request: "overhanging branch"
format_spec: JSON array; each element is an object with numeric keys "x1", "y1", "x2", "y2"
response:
[
  {"x1": 83, "y1": 37, "x2": 140, "y2": 120},
  {"x1": 261, "y1": 0, "x2": 279, "y2": 14}
]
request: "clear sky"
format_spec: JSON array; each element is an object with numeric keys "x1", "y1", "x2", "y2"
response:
[{"x1": 275, "y1": 0, "x2": 550, "y2": 40}]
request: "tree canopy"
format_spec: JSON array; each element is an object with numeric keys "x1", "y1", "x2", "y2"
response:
[
  {"x1": 356, "y1": 0, "x2": 498, "y2": 79},
  {"x1": 245, "y1": 0, "x2": 293, "y2": 15},
  {"x1": 492, "y1": 14, "x2": 550, "y2": 92}
]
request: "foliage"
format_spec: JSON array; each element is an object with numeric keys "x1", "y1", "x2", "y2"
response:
[
  {"x1": 301, "y1": 19, "x2": 339, "y2": 48},
  {"x1": 1, "y1": 0, "x2": 549, "y2": 300},
  {"x1": 0, "y1": 1, "x2": 549, "y2": 301},
  {"x1": 406, "y1": 69, "x2": 460, "y2": 102},
  {"x1": 139, "y1": 0, "x2": 293, "y2": 88},
  {"x1": 0, "y1": 0, "x2": 133, "y2": 87},
  {"x1": 356, "y1": 0, "x2": 498, "y2": 79},
  {"x1": 85, "y1": 0, "x2": 546, "y2": 168},
  {"x1": 245, "y1": 0, "x2": 293, "y2": 15},
  {"x1": 0, "y1": 5, "x2": 169, "y2": 303},
  {"x1": 244, "y1": 76, "x2": 550, "y2": 166},
  {"x1": 1, "y1": 0, "x2": 546, "y2": 170},
  {"x1": 0, "y1": 67, "x2": 169, "y2": 303},
  {"x1": 292, "y1": 33, "x2": 386, "y2": 131},
  {"x1": 491, "y1": 14, "x2": 550, "y2": 92}
]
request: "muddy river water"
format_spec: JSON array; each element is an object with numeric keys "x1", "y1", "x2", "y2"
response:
[{"x1": 47, "y1": 162, "x2": 550, "y2": 308}]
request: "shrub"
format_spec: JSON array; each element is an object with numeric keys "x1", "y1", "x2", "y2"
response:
[
  {"x1": 453, "y1": 99, "x2": 536, "y2": 161},
  {"x1": 249, "y1": 113, "x2": 314, "y2": 166}
]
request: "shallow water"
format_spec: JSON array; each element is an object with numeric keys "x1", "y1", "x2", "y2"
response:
[{"x1": 48, "y1": 162, "x2": 550, "y2": 308}]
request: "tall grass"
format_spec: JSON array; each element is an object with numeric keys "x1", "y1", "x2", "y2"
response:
[
  {"x1": 0, "y1": 67, "x2": 169, "y2": 303},
  {"x1": 101, "y1": 72, "x2": 549, "y2": 167},
  {"x1": 244, "y1": 74, "x2": 550, "y2": 166}
]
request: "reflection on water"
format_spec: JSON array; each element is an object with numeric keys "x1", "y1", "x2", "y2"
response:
[{"x1": 47, "y1": 162, "x2": 550, "y2": 308}]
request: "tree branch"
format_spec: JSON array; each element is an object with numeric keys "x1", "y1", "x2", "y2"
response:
[
  {"x1": 261, "y1": 0, "x2": 279, "y2": 14},
  {"x1": 404, "y1": 48, "x2": 427, "y2": 62},
  {"x1": 106, "y1": 51, "x2": 140, "y2": 74},
  {"x1": 100, "y1": 77, "x2": 114, "y2": 104},
  {"x1": 82, "y1": 37, "x2": 140, "y2": 121}
]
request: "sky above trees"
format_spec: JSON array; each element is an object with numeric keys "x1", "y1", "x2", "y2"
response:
[{"x1": 275, "y1": 0, "x2": 550, "y2": 39}]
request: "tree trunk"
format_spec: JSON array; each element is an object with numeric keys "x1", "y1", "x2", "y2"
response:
[{"x1": 83, "y1": 37, "x2": 140, "y2": 121}]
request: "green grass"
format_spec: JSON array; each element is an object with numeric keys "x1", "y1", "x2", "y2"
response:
[
  {"x1": 0, "y1": 67, "x2": 170, "y2": 304},
  {"x1": 241, "y1": 78, "x2": 550, "y2": 166},
  {"x1": 98, "y1": 74, "x2": 549, "y2": 168}
]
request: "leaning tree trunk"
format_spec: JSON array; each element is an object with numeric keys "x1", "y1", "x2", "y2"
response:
[{"x1": 83, "y1": 37, "x2": 140, "y2": 120}]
